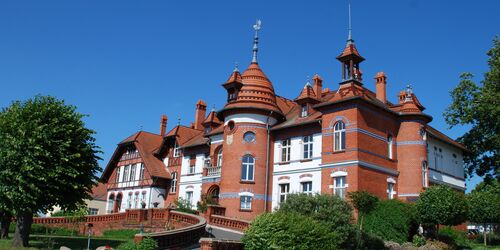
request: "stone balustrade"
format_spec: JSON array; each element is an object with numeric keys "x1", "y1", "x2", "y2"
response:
[{"x1": 209, "y1": 215, "x2": 250, "y2": 232}]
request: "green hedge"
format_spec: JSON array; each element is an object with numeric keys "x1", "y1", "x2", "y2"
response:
[
  {"x1": 242, "y1": 212, "x2": 341, "y2": 250},
  {"x1": 8, "y1": 223, "x2": 78, "y2": 236},
  {"x1": 363, "y1": 199, "x2": 416, "y2": 243},
  {"x1": 102, "y1": 229, "x2": 139, "y2": 239}
]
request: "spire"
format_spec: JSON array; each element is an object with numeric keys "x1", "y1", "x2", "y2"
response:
[
  {"x1": 347, "y1": 0, "x2": 353, "y2": 44},
  {"x1": 233, "y1": 61, "x2": 239, "y2": 72},
  {"x1": 252, "y1": 19, "x2": 262, "y2": 63}
]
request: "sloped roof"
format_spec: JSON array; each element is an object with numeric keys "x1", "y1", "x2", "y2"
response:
[
  {"x1": 182, "y1": 133, "x2": 210, "y2": 149},
  {"x1": 426, "y1": 125, "x2": 468, "y2": 152},
  {"x1": 165, "y1": 125, "x2": 202, "y2": 146},
  {"x1": 101, "y1": 131, "x2": 170, "y2": 182},
  {"x1": 271, "y1": 105, "x2": 322, "y2": 130},
  {"x1": 90, "y1": 183, "x2": 108, "y2": 201},
  {"x1": 202, "y1": 111, "x2": 222, "y2": 125}
]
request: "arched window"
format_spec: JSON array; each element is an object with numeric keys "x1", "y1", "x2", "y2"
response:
[
  {"x1": 333, "y1": 121, "x2": 346, "y2": 151},
  {"x1": 170, "y1": 172, "x2": 177, "y2": 193},
  {"x1": 216, "y1": 148, "x2": 223, "y2": 167},
  {"x1": 241, "y1": 155, "x2": 255, "y2": 181},
  {"x1": 387, "y1": 135, "x2": 393, "y2": 159}
]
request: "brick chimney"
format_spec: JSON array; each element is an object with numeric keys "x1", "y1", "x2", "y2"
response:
[
  {"x1": 160, "y1": 114, "x2": 168, "y2": 136},
  {"x1": 375, "y1": 72, "x2": 387, "y2": 104},
  {"x1": 194, "y1": 100, "x2": 207, "y2": 130},
  {"x1": 313, "y1": 74, "x2": 323, "y2": 98}
]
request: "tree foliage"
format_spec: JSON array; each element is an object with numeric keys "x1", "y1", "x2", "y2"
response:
[
  {"x1": 0, "y1": 95, "x2": 101, "y2": 247},
  {"x1": 348, "y1": 191, "x2": 379, "y2": 231},
  {"x1": 242, "y1": 212, "x2": 340, "y2": 250},
  {"x1": 364, "y1": 199, "x2": 416, "y2": 243},
  {"x1": 467, "y1": 180, "x2": 500, "y2": 246},
  {"x1": 444, "y1": 37, "x2": 500, "y2": 180},
  {"x1": 415, "y1": 186, "x2": 468, "y2": 229}
]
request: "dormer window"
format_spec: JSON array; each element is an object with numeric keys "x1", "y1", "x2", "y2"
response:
[
  {"x1": 173, "y1": 142, "x2": 181, "y2": 157},
  {"x1": 300, "y1": 105, "x2": 308, "y2": 117},
  {"x1": 228, "y1": 89, "x2": 238, "y2": 102}
]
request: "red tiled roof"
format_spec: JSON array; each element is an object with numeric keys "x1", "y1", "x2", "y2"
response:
[
  {"x1": 182, "y1": 133, "x2": 210, "y2": 149},
  {"x1": 90, "y1": 183, "x2": 108, "y2": 201},
  {"x1": 165, "y1": 125, "x2": 202, "y2": 146},
  {"x1": 101, "y1": 131, "x2": 171, "y2": 182},
  {"x1": 202, "y1": 111, "x2": 222, "y2": 126}
]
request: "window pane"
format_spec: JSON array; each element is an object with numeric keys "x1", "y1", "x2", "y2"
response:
[
  {"x1": 241, "y1": 165, "x2": 247, "y2": 180},
  {"x1": 248, "y1": 165, "x2": 254, "y2": 180}
]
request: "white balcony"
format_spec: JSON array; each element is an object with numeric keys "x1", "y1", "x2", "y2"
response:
[{"x1": 206, "y1": 166, "x2": 221, "y2": 177}]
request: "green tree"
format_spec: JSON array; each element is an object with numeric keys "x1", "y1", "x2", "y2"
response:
[
  {"x1": 364, "y1": 199, "x2": 416, "y2": 243},
  {"x1": 242, "y1": 212, "x2": 339, "y2": 250},
  {"x1": 0, "y1": 96, "x2": 101, "y2": 247},
  {"x1": 467, "y1": 180, "x2": 500, "y2": 246},
  {"x1": 415, "y1": 185, "x2": 468, "y2": 237},
  {"x1": 347, "y1": 191, "x2": 379, "y2": 231},
  {"x1": 443, "y1": 37, "x2": 500, "y2": 180}
]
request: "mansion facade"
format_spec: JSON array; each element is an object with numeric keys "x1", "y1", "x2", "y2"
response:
[{"x1": 99, "y1": 22, "x2": 466, "y2": 221}]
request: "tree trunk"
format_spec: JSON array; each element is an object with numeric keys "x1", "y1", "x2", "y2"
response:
[
  {"x1": 11, "y1": 212, "x2": 33, "y2": 248},
  {"x1": 484, "y1": 223, "x2": 487, "y2": 246},
  {"x1": 0, "y1": 214, "x2": 11, "y2": 239},
  {"x1": 359, "y1": 215, "x2": 364, "y2": 231}
]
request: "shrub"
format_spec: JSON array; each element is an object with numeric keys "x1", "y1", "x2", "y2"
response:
[
  {"x1": 348, "y1": 191, "x2": 379, "y2": 230},
  {"x1": 242, "y1": 212, "x2": 340, "y2": 250},
  {"x1": 174, "y1": 198, "x2": 197, "y2": 214},
  {"x1": 344, "y1": 228, "x2": 386, "y2": 250},
  {"x1": 412, "y1": 235, "x2": 426, "y2": 247},
  {"x1": 116, "y1": 237, "x2": 157, "y2": 250},
  {"x1": 438, "y1": 226, "x2": 471, "y2": 249},
  {"x1": 364, "y1": 199, "x2": 416, "y2": 243},
  {"x1": 102, "y1": 229, "x2": 138, "y2": 239},
  {"x1": 276, "y1": 193, "x2": 353, "y2": 245}
]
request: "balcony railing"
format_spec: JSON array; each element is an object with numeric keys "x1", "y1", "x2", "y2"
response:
[{"x1": 206, "y1": 166, "x2": 221, "y2": 177}]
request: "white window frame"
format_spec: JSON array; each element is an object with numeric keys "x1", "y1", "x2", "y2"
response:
[
  {"x1": 88, "y1": 208, "x2": 99, "y2": 215},
  {"x1": 387, "y1": 135, "x2": 393, "y2": 159},
  {"x1": 186, "y1": 191, "x2": 193, "y2": 207},
  {"x1": 170, "y1": 172, "x2": 177, "y2": 193},
  {"x1": 115, "y1": 167, "x2": 121, "y2": 183},
  {"x1": 279, "y1": 183, "x2": 290, "y2": 203},
  {"x1": 334, "y1": 121, "x2": 346, "y2": 151},
  {"x1": 123, "y1": 165, "x2": 130, "y2": 182},
  {"x1": 241, "y1": 155, "x2": 255, "y2": 181},
  {"x1": 303, "y1": 135, "x2": 313, "y2": 159},
  {"x1": 387, "y1": 182, "x2": 395, "y2": 199},
  {"x1": 189, "y1": 164, "x2": 195, "y2": 174},
  {"x1": 333, "y1": 176, "x2": 347, "y2": 199},
  {"x1": 217, "y1": 149, "x2": 223, "y2": 167},
  {"x1": 139, "y1": 164, "x2": 145, "y2": 180},
  {"x1": 173, "y1": 142, "x2": 181, "y2": 157},
  {"x1": 301, "y1": 181, "x2": 313, "y2": 195},
  {"x1": 281, "y1": 139, "x2": 291, "y2": 162},
  {"x1": 301, "y1": 105, "x2": 308, "y2": 117},
  {"x1": 240, "y1": 196, "x2": 252, "y2": 210},
  {"x1": 127, "y1": 192, "x2": 133, "y2": 209},
  {"x1": 129, "y1": 164, "x2": 136, "y2": 181},
  {"x1": 422, "y1": 161, "x2": 428, "y2": 188}
]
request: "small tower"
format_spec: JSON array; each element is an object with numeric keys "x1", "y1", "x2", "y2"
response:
[{"x1": 337, "y1": 1, "x2": 365, "y2": 85}]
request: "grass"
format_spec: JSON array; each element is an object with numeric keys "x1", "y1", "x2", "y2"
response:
[{"x1": 0, "y1": 235, "x2": 128, "y2": 250}]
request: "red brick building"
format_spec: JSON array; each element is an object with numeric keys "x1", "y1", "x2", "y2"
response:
[{"x1": 100, "y1": 21, "x2": 466, "y2": 221}]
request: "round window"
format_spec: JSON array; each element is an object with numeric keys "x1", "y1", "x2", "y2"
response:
[{"x1": 243, "y1": 131, "x2": 256, "y2": 143}]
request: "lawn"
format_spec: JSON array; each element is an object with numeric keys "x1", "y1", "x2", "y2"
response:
[{"x1": 0, "y1": 235, "x2": 128, "y2": 250}]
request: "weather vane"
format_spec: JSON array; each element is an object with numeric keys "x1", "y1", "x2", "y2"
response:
[{"x1": 252, "y1": 19, "x2": 262, "y2": 63}]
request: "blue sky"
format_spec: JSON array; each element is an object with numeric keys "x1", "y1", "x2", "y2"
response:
[{"x1": 0, "y1": 1, "x2": 498, "y2": 192}]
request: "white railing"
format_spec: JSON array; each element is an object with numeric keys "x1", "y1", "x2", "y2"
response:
[{"x1": 206, "y1": 166, "x2": 221, "y2": 177}]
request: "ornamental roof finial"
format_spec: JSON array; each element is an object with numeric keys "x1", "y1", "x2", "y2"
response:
[
  {"x1": 252, "y1": 19, "x2": 262, "y2": 63},
  {"x1": 347, "y1": 0, "x2": 354, "y2": 45},
  {"x1": 405, "y1": 84, "x2": 413, "y2": 102}
]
